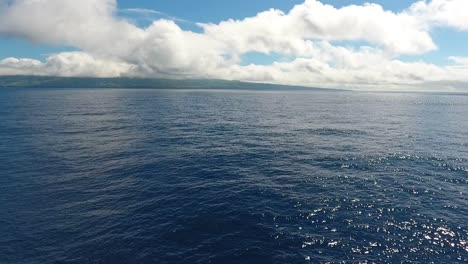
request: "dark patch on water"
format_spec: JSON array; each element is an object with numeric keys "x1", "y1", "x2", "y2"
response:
[{"x1": 295, "y1": 128, "x2": 369, "y2": 137}]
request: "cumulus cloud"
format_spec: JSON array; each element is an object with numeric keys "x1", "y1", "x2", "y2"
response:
[
  {"x1": 0, "y1": 57, "x2": 42, "y2": 75},
  {"x1": 213, "y1": 47, "x2": 468, "y2": 91},
  {"x1": 199, "y1": 1, "x2": 435, "y2": 56},
  {"x1": 408, "y1": 0, "x2": 468, "y2": 30},
  {"x1": 0, "y1": 0, "x2": 468, "y2": 90},
  {"x1": 0, "y1": 52, "x2": 134, "y2": 77}
]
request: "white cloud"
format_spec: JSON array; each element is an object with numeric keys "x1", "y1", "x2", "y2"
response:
[
  {"x1": 0, "y1": 52, "x2": 134, "y2": 77},
  {"x1": 0, "y1": 0, "x2": 468, "y2": 91},
  {"x1": 408, "y1": 0, "x2": 468, "y2": 31},
  {"x1": 0, "y1": 0, "x2": 138, "y2": 50},
  {"x1": 0, "y1": 57, "x2": 43, "y2": 75},
  {"x1": 448, "y1": 56, "x2": 468, "y2": 65},
  {"x1": 211, "y1": 46, "x2": 464, "y2": 91},
  {"x1": 199, "y1": 0, "x2": 435, "y2": 56}
]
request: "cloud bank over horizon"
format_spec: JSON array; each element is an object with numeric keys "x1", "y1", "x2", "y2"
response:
[{"x1": 1, "y1": 0, "x2": 468, "y2": 91}]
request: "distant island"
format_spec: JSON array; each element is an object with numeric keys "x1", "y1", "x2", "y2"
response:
[{"x1": 0, "y1": 75, "x2": 341, "y2": 91}]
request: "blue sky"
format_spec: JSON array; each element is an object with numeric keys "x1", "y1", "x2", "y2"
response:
[
  {"x1": 1, "y1": 0, "x2": 468, "y2": 91},
  {"x1": 116, "y1": 0, "x2": 416, "y2": 23}
]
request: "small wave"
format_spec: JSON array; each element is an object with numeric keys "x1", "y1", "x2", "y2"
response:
[{"x1": 296, "y1": 128, "x2": 369, "y2": 137}]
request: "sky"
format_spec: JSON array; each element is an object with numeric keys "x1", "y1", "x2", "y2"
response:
[{"x1": 1, "y1": 0, "x2": 468, "y2": 91}]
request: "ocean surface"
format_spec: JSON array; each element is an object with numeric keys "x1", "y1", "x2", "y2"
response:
[{"x1": 0, "y1": 88, "x2": 467, "y2": 264}]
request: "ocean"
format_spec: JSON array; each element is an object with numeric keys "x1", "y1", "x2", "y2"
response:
[{"x1": 0, "y1": 88, "x2": 467, "y2": 264}]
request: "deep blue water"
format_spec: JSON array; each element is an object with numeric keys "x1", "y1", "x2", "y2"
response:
[{"x1": 0, "y1": 88, "x2": 467, "y2": 264}]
